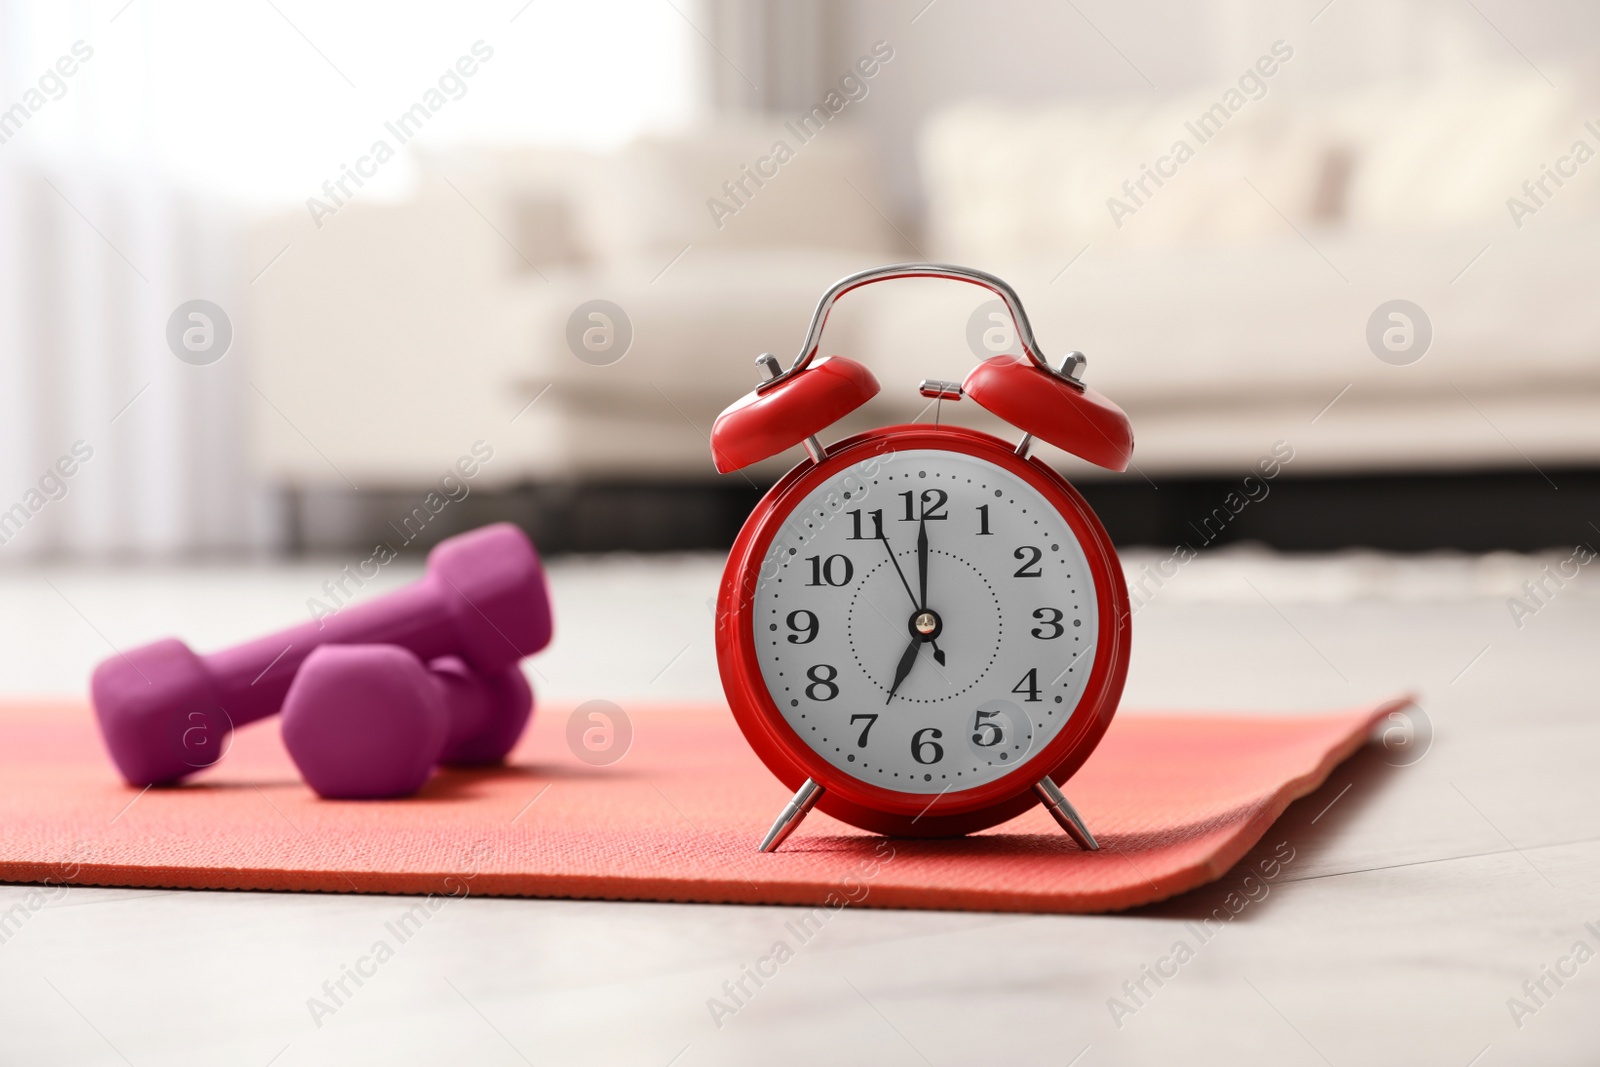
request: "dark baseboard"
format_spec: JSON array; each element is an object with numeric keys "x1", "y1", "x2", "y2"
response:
[
  {"x1": 286, "y1": 481, "x2": 770, "y2": 557},
  {"x1": 1077, "y1": 467, "x2": 1599, "y2": 554},
  {"x1": 285, "y1": 468, "x2": 1600, "y2": 557}
]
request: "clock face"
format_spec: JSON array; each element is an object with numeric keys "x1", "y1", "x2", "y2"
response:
[{"x1": 751, "y1": 448, "x2": 1101, "y2": 795}]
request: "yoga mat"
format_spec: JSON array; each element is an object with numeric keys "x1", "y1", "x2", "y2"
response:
[{"x1": 0, "y1": 698, "x2": 1403, "y2": 913}]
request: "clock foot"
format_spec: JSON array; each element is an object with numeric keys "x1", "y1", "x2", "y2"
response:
[
  {"x1": 1034, "y1": 777, "x2": 1099, "y2": 851},
  {"x1": 758, "y1": 778, "x2": 824, "y2": 853}
]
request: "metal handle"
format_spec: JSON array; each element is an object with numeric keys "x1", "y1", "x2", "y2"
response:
[{"x1": 766, "y1": 263, "x2": 1085, "y2": 390}]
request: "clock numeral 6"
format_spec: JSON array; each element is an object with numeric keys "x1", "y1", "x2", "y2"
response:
[
  {"x1": 805, "y1": 554, "x2": 854, "y2": 587},
  {"x1": 805, "y1": 664, "x2": 839, "y2": 701},
  {"x1": 849, "y1": 713, "x2": 878, "y2": 748},
  {"x1": 911, "y1": 727, "x2": 944, "y2": 765},
  {"x1": 1013, "y1": 545, "x2": 1043, "y2": 578},
  {"x1": 786, "y1": 609, "x2": 819, "y2": 644},
  {"x1": 1030, "y1": 607, "x2": 1065, "y2": 639}
]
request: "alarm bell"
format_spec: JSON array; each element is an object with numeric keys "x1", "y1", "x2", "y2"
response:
[
  {"x1": 710, "y1": 354, "x2": 879, "y2": 473},
  {"x1": 708, "y1": 263, "x2": 1133, "y2": 475}
]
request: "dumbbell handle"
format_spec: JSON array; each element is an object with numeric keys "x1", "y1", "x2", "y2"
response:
[
  {"x1": 200, "y1": 523, "x2": 548, "y2": 726},
  {"x1": 209, "y1": 581, "x2": 460, "y2": 727}
]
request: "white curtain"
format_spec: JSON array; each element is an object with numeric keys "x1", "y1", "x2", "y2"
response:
[
  {"x1": 0, "y1": 0, "x2": 256, "y2": 559},
  {"x1": 703, "y1": 0, "x2": 844, "y2": 114},
  {"x1": 0, "y1": 0, "x2": 705, "y2": 558}
]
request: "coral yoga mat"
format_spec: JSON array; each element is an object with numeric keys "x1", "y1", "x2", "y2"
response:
[{"x1": 0, "y1": 698, "x2": 1402, "y2": 913}]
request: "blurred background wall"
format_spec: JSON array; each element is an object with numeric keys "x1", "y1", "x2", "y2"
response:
[{"x1": 3, "y1": 0, "x2": 1597, "y2": 559}]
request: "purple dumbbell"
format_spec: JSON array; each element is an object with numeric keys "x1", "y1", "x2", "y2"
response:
[
  {"x1": 91, "y1": 523, "x2": 553, "y2": 787},
  {"x1": 281, "y1": 645, "x2": 534, "y2": 799}
]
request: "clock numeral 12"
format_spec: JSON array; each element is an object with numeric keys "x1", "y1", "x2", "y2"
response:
[{"x1": 898, "y1": 489, "x2": 948, "y2": 521}]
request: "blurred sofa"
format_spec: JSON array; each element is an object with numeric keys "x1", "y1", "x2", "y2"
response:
[
  {"x1": 248, "y1": 122, "x2": 907, "y2": 490},
  {"x1": 907, "y1": 65, "x2": 1600, "y2": 478},
  {"x1": 249, "y1": 68, "x2": 1600, "y2": 494}
]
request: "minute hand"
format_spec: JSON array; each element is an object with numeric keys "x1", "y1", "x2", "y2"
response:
[
  {"x1": 915, "y1": 516, "x2": 946, "y2": 667},
  {"x1": 917, "y1": 516, "x2": 929, "y2": 609}
]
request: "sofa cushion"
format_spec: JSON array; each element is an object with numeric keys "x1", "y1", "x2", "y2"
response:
[{"x1": 590, "y1": 120, "x2": 901, "y2": 261}]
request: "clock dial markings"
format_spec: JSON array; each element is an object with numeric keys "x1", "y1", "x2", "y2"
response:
[
  {"x1": 846, "y1": 553, "x2": 992, "y2": 702},
  {"x1": 754, "y1": 451, "x2": 1097, "y2": 793}
]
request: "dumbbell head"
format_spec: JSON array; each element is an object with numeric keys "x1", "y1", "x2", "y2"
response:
[
  {"x1": 430, "y1": 655, "x2": 534, "y2": 766},
  {"x1": 422, "y1": 523, "x2": 553, "y2": 674},
  {"x1": 92, "y1": 638, "x2": 232, "y2": 787},
  {"x1": 281, "y1": 645, "x2": 450, "y2": 799},
  {"x1": 281, "y1": 646, "x2": 535, "y2": 799},
  {"x1": 91, "y1": 522, "x2": 552, "y2": 787}
]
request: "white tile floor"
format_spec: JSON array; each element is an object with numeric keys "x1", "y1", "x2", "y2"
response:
[
  {"x1": 2, "y1": 548, "x2": 1597, "y2": 1065},
  {"x1": 4, "y1": 547, "x2": 1575, "y2": 705}
]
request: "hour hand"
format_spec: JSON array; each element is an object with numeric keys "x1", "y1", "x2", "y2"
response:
[{"x1": 885, "y1": 638, "x2": 919, "y2": 704}]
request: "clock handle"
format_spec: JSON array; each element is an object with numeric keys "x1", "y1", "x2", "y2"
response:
[
  {"x1": 1034, "y1": 777, "x2": 1100, "y2": 851},
  {"x1": 758, "y1": 778, "x2": 824, "y2": 853},
  {"x1": 767, "y1": 263, "x2": 1086, "y2": 392}
]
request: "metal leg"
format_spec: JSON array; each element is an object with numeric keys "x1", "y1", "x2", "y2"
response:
[
  {"x1": 759, "y1": 778, "x2": 824, "y2": 853},
  {"x1": 1034, "y1": 777, "x2": 1099, "y2": 851}
]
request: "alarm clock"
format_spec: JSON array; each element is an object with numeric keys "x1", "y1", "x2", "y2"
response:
[{"x1": 711, "y1": 264, "x2": 1133, "y2": 852}]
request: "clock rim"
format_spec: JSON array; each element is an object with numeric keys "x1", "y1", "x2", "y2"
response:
[{"x1": 716, "y1": 424, "x2": 1130, "y2": 838}]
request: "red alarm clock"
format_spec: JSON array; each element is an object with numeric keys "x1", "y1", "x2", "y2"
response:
[{"x1": 711, "y1": 264, "x2": 1134, "y2": 852}]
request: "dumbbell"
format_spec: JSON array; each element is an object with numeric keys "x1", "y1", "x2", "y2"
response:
[
  {"x1": 91, "y1": 523, "x2": 553, "y2": 787},
  {"x1": 281, "y1": 645, "x2": 534, "y2": 799}
]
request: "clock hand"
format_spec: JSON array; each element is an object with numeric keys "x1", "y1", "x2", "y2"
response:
[
  {"x1": 917, "y1": 516, "x2": 929, "y2": 610},
  {"x1": 878, "y1": 530, "x2": 919, "y2": 611},
  {"x1": 882, "y1": 516, "x2": 946, "y2": 690},
  {"x1": 885, "y1": 637, "x2": 920, "y2": 704},
  {"x1": 916, "y1": 517, "x2": 946, "y2": 665}
]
